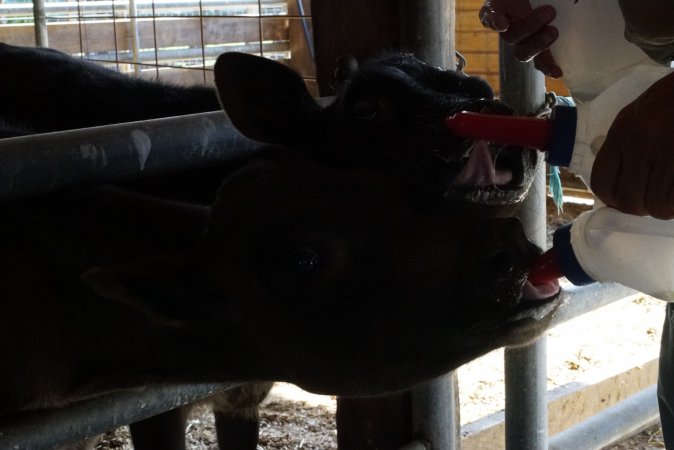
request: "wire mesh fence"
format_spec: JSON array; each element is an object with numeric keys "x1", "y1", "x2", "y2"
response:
[{"x1": 0, "y1": 0, "x2": 316, "y2": 92}]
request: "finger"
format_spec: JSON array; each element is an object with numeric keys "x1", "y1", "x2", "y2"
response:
[
  {"x1": 511, "y1": 26, "x2": 559, "y2": 62},
  {"x1": 501, "y1": 5, "x2": 556, "y2": 45},
  {"x1": 533, "y1": 50, "x2": 563, "y2": 78},
  {"x1": 479, "y1": 4, "x2": 509, "y2": 32}
]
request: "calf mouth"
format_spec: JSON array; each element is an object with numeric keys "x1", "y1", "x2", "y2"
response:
[
  {"x1": 443, "y1": 140, "x2": 534, "y2": 205},
  {"x1": 473, "y1": 245, "x2": 563, "y2": 331},
  {"x1": 469, "y1": 274, "x2": 562, "y2": 344},
  {"x1": 510, "y1": 276, "x2": 562, "y2": 322},
  {"x1": 440, "y1": 101, "x2": 537, "y2": 206}
]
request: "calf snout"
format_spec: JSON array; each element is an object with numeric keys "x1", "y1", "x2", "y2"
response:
[
  {"x1": 478, "y1": 247, "x2": 517, "y2": 280},
  {"x1": 482, "y1": 217, "x2": 539, "y2": 261},
  {"x1": 472, "y1": 218, "x2": 538, "y2": 293}
]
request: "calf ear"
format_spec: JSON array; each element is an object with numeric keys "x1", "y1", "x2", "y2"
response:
[
  {"x1": 82, "y1": 255, "x2": 226, "y2": 327},
  {"x1": 332, "y1": 55, "x2": 359, "y2": 90},
  {"x1": 214, "y1": 52, "x2": 320, "y2": 148}
]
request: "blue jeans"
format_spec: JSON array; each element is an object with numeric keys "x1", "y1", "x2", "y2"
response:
[{"x1": 659, "y1": 303, "x2": 674, "y2": 448}]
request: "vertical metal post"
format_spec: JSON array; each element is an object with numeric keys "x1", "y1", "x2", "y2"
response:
[
  {"x1": 315, "y1": 2, "x2": 461, "y2": 447},
  {"x1": 404, "y1": 2, "x2": 460, "y2": 448},
  {"x1": 499, "y1": 41, "x2": 548, "y2": 450},
  {"x1": 32, "y1": 0, "x2": 49, "y2": 47},
  {"x1": 398, "y1": 0, "x2": 455, "y2": 69},
  {"x1": 411, "y1": 373, "x2": 461, "y2": 450}
]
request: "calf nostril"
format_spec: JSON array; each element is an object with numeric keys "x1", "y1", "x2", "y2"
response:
[{"x1": 479, "y1": 248, "x2": 516, "y2": 275}]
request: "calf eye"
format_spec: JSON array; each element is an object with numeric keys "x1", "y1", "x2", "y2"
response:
[
  {"x1": 351, "y1": 100, "x2": 377, "y2": 121},
  {"x1": 290, "y1": 247, "x2": 322, "y2": 277}
]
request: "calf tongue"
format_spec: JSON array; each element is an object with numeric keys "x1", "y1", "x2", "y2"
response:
[
  {"x1": 522, "y1": 279, "x2": 560, "y2": 301},
  {"x1": 452, "y1": 140, "x2": 513, "y2": 187}
]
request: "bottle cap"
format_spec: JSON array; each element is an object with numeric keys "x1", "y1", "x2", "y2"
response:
[
  {"x1": 546, "y1": 106, "x2": 577, "y2": 167},
  {"x1": 552, "y1": 222, "x2": 595, "y2": 285}
]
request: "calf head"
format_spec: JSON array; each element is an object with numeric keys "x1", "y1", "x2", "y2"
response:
[
  {"x1": 214, "y1": 52, "x2": 538, "y2": 213},
  {"x1": 84, "y1": 155, "x2": 560, "y2": 395}
]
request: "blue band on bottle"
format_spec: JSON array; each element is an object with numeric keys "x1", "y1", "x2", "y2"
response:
[
  {"x1": 552, "y1": 223, "x2": 595, "y2": 285},
  {"x1": 546, "y1": 105, "x2": 577, "y2": 167}
]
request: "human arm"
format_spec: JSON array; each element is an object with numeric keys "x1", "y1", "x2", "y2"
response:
[
  {"x1": 479, "y1": 0, "x2": 562, "y2": 78},
  {"x1": 591, "y1": 71, "x2": 674, "y2": 219}
]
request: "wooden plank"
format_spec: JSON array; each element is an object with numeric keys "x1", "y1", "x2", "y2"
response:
[
  {"x1": 461, "y1": 51, "x2": 499, "y2": 73},
  {"x1": 456, "y1": 0, "x2": 488, "y2": 11},
  {"x1": 457, "y1": 9, "x2": 487, "y2": 31},
  {"x1": 456, "y1": 30, "x2": 499, "y2": 52},
  {"x1": 0, "y1": 24, "x2": 41, "y2": 47},
  {"x1": 546, "y1": 77, "x2": 570, "y2": 96}
]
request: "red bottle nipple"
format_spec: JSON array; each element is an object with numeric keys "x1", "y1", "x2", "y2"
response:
[
  {"x1": 444, "y1": 106, "x2": 578, "y2": 168},
  {"x1": 528, "y1": 248, "x2": 564, "y2": 285},
  {"x1": 444, "y1": 111, "x2": 552, "y2": 149}
]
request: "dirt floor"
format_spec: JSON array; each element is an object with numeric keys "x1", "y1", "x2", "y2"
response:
[{"x1": 95, "y1": 198, "x2": 667, "y2": 449}]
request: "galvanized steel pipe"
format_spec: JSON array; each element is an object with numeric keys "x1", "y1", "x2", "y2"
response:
[
  {"x1": 400, "y1": 2, "x2": 460, "y2": 448},
  {"x1": 498, "y1": 40, "x2": 548, "y2": 450},
  {"x1": 398, "y1": 0, "x2": 455, "y2": 70},
  {"x1": 0, "y1": 111, "x2": 258, "y2": 202},
  {"x1": 0, "y1": 383, "x2": 234, "y2": 449}
]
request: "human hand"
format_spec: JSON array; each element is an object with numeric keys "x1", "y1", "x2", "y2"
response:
[
  {"x1": 479, "y1": 0, "x2": 562, "y2": 78},
  {"x1": 591, "y1": 72, "x2": 674, "y2": 219}
]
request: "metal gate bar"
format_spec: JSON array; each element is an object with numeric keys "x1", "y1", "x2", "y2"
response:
[
  {"x1": 411, "y1": 372, "x2": 460, "y2": 450},
  {"x1": 0, "y1": 111, "x2": 257, "y2": 202},
  {"x1": 552, "y1": 283, "x2": 637, "y2": 326},
  {"x1": 498, "y1": 36, "x2": 549, "y2": 450},
  {"x1": 0, "y1": 383, "x2": 233, "y2": 450},
  {"x1": 399, "y1": 2, "x2": 460, "y2": 448}
]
